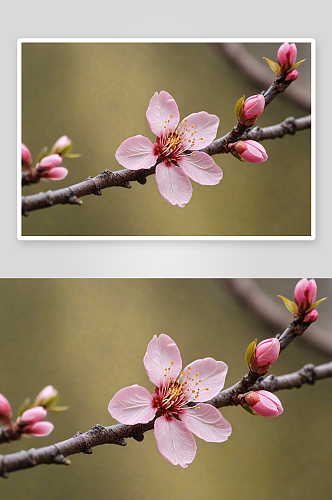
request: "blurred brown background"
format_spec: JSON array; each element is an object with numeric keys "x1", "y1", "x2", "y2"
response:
[
  {"x1": 0, "y1": 278, "x2": 330, "y2": 499},
  {"x1": 21, "y1": 42, "x2": 311, "y2": 236}
]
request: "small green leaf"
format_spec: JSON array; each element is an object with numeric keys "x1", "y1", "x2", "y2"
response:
[
  {"x1": 232, "y1": 152, "x2": 246, "y2": 162},
  {"x1": 306, "y1": 297, "x2": 327, "y2": 312},
  {"x1": 241, "y1": 405, "x2": 258, "y2": 416},
  {"x1": 48, "y1": 405, "x2": 69, "y2": 412},
  {"x1": 16, "y1": 397, "x2": 31, "y2": 417},
  {"x1": 245, "y1": 339, "x2": 257, "y2": 368},
  {"x1": 35, "y1": 146, "x2": 48, "y2": 164},
  {"x1": 277, "y1": 295, "x2": 297, "y2": 315},
  {"x1": 234, "y1": 95, "x2": 245, "y2": 120},
  {"x1": 289, "y1": 59, "x2": 306, "y2": 71},
  {"x1": 263, "y1": 57, "x2": 280, "y2": 75},
  {"x1": 63, "y1": 153, "x2": 82, "y2": 159}
]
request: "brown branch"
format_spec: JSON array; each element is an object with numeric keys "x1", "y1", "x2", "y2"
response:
[
  {"x1": 0, "y1": 360, "x2": 331, "y2": 477},
  {"x1": 21, "y1": 115, "x2": 310, "y2": 216},
  {"x1": 226, "y1": 279, "x2": 332, "y2": 357},
  {"x1": 218, "y1": 43, "x2": 311, "y2": 111}
]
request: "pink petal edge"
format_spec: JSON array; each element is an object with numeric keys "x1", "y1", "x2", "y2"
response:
[
  {"x1": 154, "y1": 416, "x2": 197, "y2": 468},
  {"x1": 176, "y1": 152, "x2": 223, "y2": 185},
  {"x1": 143, "y1": 334, "x2": 182, "y2": 388},
  {"x1": 180, "y1": 404, "x2": 232, "y2": 442},
  {"x1": 155, "y1": 162, "x2": 193, "y2": 208},
  {"x1": 182, "y1": 357, "x2": 228, "y2": 402},
  {"x1": 108, "y1": 384, "x2": 155, "y2": 425},
  {"x1": 115, "y1": 135, "x2": 157, "y2": 170},
  {"x1": 146, "y1": 91, "x2": 180, "y2": 138}
]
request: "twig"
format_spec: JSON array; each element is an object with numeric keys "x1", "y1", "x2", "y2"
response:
[
  {"x1": 21, "y1": 115, "x2": 311, "y2": 216},
  {"x1": 0, "y1": 360, "x2": 330, "y2": 477},
  {"x1": 218, "y1": 43, "x2": 311, "y2": 111},
  {"x1": 225, "y1": 278, "x2": 332, "y2": 357}
]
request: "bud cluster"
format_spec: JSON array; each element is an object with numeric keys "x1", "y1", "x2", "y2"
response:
[
  {"x1": 278, "y1": 278, "x2": 326, "y2": 323},
  {"x1": 21, "y1": 135, "x2": 81, "y2": 184},
  {"x1": 263, "y1": 42, "x2": 305, "y2": 81}
]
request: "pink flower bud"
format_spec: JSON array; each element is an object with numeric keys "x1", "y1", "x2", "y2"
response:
[
  {"x1": 0, "y1": 393, "x2": 12, "y2": 424},
  {"x1": 304, "y1": 309, "x2": 318, "y2": 323},
  {"x1": 255, "y1": 338, "x2": 280, "y2": 366},
  {"x1": 294, "y1": 278, "x2": 309, "y2": 304},
  {"x1": 306, "y1": 279, "x2": 317, "y2": 304},
  {"x1": 53, "y1": 135, "x2": 71, "y2": 152},
  {"x1": 238, "y1": 140, "x2": 268, "y2": 164},
  {"x1": 250, "y1": 390, "x2": 283, "y2": 417},
  {"x1": 288, "y1": 44, "x2": 297, "y2": 65},
  {"x1": 42, "y1": 167, "x2": 68, "y2": 180},
  {"x1": 285, "y1": 70, "x2": 298, "y2": 81},
  {"x1": 243, "y1": 95, "x2": 265, "y2": 120},
  {"x1": 21, "y1": 143, "x2": 32, "y2": 170},
  {"x1": 37, "y1": 154, "x2": 62, "y2": 170},
  {"x1": 35, "y1": 385, "x2": 58, "y2": 406},
  {"x1": 294, "y1": 278, "x2": 317, "y2": 314},
  {"x1": 277, "y1": 42, "x2": 297, "y2": 66},
  {"x1": 20, "y1": 406, "x2": 47, "y2": 425},
  {"x1": 24, "y1": 421, "x2": 54, "y2": 437}
]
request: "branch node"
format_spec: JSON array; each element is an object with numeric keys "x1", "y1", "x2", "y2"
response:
[
  {"x1": 114, "y1": 438, "x2": 127, "y2": 446},
  {"x1": 132, "y1": 433, "x2": 144, "y2": 442},
  {"x1": 301, "y1": 363, "x2": 316, "y2": 385}
]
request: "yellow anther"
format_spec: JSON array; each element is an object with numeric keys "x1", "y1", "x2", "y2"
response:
[
  {"x1": 199, "y1": 379, "x2": 202, "y2": 382},
  {"x1": 195, "y1": 382, "x2": 198, "y2": 385},
  {"x1": 184, "y1": 120, "x2": 187, "y2": 122},
  {"x1": 188, "y1": 367, "x2": 191, "y2": 370},
  {"x1": 170, "y1": 115, "x2": 173, "y2": 118},
  {"x1": 192, "y1": 390, "x2": 195, "y2": 393},
  {"x1": 171, "y1": 362, "x2": 174, "y2": 365}
]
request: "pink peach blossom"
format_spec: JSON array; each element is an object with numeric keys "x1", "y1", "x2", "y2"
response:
[
  {"x1": 250, "y1": 390, "x2": 283, "y2": 417},
  {"x1": 108, "y1": 334, "x2": 231, "y2": 468},
  {"x1": 255, "y1": 338, "x2": 280, "y2": 367},
  {"x1": 0, "y1": 393, "x2": 12, "y2": 424},
  {"x1": 243, "y1": 95, "x2": 265, "y2": 120},
  {"x1": 115, "y1": 91, "x2": 223, "y2": 207},
  {"x1": 238, "y1": 140, "x2": 268, "y2": 164}
]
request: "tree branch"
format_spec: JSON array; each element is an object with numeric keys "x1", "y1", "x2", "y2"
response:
[
  {"x1": 0, "y1": 359, "x2": 330, "y2": 477},
  {"x1": 21, "y1": 115, "x2": 311, "y2": 216}
]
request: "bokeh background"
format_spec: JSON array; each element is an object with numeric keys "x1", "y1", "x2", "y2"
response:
[
  {"x1": 21, "y1": 42, "x2": 311, "y2": 237},
  {"x1": 0, "y1": 278, "x2": 330, "y2": 499}
]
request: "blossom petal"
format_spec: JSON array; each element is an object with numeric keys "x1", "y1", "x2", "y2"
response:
[
  {"x1": 154, "y1": 416, "x2": 197, "y2": 468},
  {"x1": 115, "y1": 135, "x2": 157, "y2": 170},
  {"x1": 180, "y1": 404, "x2": 232, "y2": 442},
  {"x1": 146, "y1": 91, "x2": 180, "y2": 138},
  {"x1": 181, "y1": 358, "x2": 228, "y2": 402},
  {"x1": 176, "y1": 152, "x2": 223, "y2": 185},
  {"x1": 108, "y1": 384, "x2": 155, "y2": 425},
  {"x1": 143, "y1": 334, "x2": 182, "y2": 388},
  {"x1": 180, "y1": 111, "x2": 219, "y2": 150},
  {"x1": 155, "y1": 162, "x2": 192, "y2": 208}
]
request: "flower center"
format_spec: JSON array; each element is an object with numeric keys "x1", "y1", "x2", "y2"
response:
[
  {"x1": 153, "y1": 363, "x2": 210, "y2": 418},
  {"x1": 155, "y1": 116, "x2": 204, "y2": 163}
]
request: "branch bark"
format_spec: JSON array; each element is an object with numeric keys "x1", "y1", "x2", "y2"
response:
[
  {"x1": 21, "y1": 115, "x2": 311, "y2": 216},
  {"x1": 0, "y1": 360, "x2": 330, "y2": 477}
]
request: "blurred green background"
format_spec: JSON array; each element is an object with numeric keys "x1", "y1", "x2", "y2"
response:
[
  {"x1": 0, "y1": 278, "x2": 330, "y2": 499},
  {"x1": 21, "y1": 42, "x2": 311, "y2": 236}
]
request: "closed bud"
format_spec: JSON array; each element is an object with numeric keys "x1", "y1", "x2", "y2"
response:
[
  {"x1": 37, "y1": 154, "x2": 62, "y2": 171},
  {"x1": 277, "y1": 42, "x2": 297, "y2": 67},
  {"x1": 41, "y1": 167, "x2": 68, "y2": 180},
  {"x1": 52, "y1": 135, "x2": 72, "y2": 155},
  {"x1": 20, "y1": 406, "x2": 47, "y2": 425},
  {"x1": 304, "y1": 309, "x2": 318, "y2": 323},
  {"x1": 285, "y1": 70, "x2": 298, "y2": 81},
  {"x1": 21, "y1": 143, "x2": 32, "y2": 170},
  {"x1": 24, "y1": 421, "x2": 54, "y2": 437},
  {"x1": 238, "y1": 140, "x2": 268, "y2": 164},
  {"x1": 255, "y1": 338, "x2": 280, "y2": 367},
  {"x1": 0, "y1": 393, "x2": 12, "y2": 424},
  {"x1": 250, "y1": 390, "x2": 283, "y2": 417},
  {"x1": 35, "y1": 385, "x2": 58, "y2": 407},
  {"x1": 294, "y1": 278, "x2": 317, "y2": 314},
  {"x1": 243, "y1": 95, "x2": 265, "y2": 120}
]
